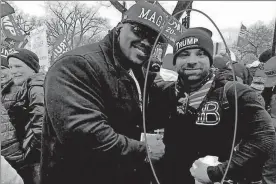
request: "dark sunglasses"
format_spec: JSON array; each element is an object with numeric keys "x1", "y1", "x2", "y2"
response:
[{"x1": 129, "y1": 23, "x2": 165, "y2": 44}]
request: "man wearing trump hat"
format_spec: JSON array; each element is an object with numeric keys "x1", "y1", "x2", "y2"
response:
[{"x1": 149, "y1": 26, "x2": 276, "y2": 184}]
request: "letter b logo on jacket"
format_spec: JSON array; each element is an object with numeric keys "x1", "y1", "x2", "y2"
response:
[{"x1": 196, "y1": 101, "x2": 220, "y2": 126}]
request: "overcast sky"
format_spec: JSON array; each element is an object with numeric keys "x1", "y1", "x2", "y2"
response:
[{"x1": 12, "y1": 1, "x2": 276, "y2": 53}]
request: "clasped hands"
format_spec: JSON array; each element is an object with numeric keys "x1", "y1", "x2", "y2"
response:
[
  {"x1": 190, "y1": 156, "x2": 221, "y2": 184},
  {"x1": 142, "y1": 133, "x2": 165, "y2": 164}
]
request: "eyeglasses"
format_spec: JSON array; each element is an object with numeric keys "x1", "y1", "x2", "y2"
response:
[{"x1": 129, "y1": 23, "x2": 165, "y2": 44}]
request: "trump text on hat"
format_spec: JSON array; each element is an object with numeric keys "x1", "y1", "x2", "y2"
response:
[{"x1": 175, "y1": 37, "x2": 199, "y2": 52}]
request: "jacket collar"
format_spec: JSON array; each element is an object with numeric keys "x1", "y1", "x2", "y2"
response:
[{"x1": 1, "y1": 79, "x2": 14, "y2": 95}]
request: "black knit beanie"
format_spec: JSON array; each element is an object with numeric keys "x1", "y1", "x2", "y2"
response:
[
  {"x1": 173, "y1": 27, "x2": 214, "y2": 66},
  {"x1": 259, "y1": 49, "x2": 273, "y2": 63},
  {"x1": 7, "y1": 48, "x2": 40, "y2": 73}
]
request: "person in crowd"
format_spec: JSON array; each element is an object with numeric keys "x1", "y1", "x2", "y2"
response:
[
  {"x1": 260, "y1": 49, "x2": 276, "y2": 116},
  {"x1": 263, "y1": 56, "x2": 276, "y2": 128},
  {"x1": 250, "y1": 69, "x2": 267, "y2": 95},
  {"x1": 213, "y1": 53, "x2": 229, "y2": 68},
  {"x1": 247, "y1": 49, "x2": 271, "y2": 80},
  {"x1": 250, "y1": 50, "x2": 276, "y2": 184},
  {"x1": 1, "y1": 57, "x2": 12, "y2": 86},
  {"x1": 1, "y1": 57, "x2": 21, "y2": 179},
  {"x1": 261, "y1": 55, "x2": 276, "y2": 184},
  {"x1": 150, "y1": 27, "x2": 275, "y2": 184},
  {"x1": 1, "y1": 155, "x2": 24, "y2": 184},
  {"x1": 149, "y1": 57, "x2": 162, "y2": 72},
  {"x1": 40, "y1": 2, "x2": 167, "y2": 184},
  {"x1": 6, "y1": 48, "x2": 45, "y2": 184},
  {"x1": 259, "y1": 49, "x2": 273, "y2": 63},
  {"x1": 213, "y1": 53, "x2": 253, "y2": 85}
]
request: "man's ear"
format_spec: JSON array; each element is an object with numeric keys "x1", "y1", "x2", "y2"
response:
[
  {"x1": 116, "y1": 22, "x2": 123, "y2": 33},
  {"x1": 173, "y1": 64, "x2": 178, "y2": 71},
  {"x1": 117, "y1": 22, "x2": 123, "y2": 27}
]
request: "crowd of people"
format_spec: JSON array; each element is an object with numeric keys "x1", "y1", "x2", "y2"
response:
[{"x1": 1, "y1": 2, "x2": 276, "y2": 184}]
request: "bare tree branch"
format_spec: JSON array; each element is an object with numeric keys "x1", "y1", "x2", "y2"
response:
[
  {"x1": 8, "y1": 2, "x2": 44, "y2": 34},
  {"x1": 45, "y1": 1, "x2": 110, "y2": 50}
]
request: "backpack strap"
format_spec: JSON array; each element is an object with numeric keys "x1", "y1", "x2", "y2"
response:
[{"x1": 222, "y1": 81, "x2": 235, "y2": 110}]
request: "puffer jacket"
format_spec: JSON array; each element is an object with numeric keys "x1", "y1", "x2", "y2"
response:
[
  {"x1": 1, "y1": 80, "x2": 21, "y2": 166},
  {"x1": 7, "y1": 73, "x2": 45, "y2": 168},
  {"x1": 41, "y1": 29, "x2": 158, "y2": 184}
]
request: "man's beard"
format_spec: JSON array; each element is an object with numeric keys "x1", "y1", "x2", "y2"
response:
[{"x1": 178, "y1": 69, "x2": 210, "y2": 86}]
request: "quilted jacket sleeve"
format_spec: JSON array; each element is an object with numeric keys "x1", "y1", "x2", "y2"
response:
[{"x1": 208, "y1": 83, "x2": 276, "y2": 182}]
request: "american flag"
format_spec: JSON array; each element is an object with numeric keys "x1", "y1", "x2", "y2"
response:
[
  {"x1": 239, "y1": 24, "x2": 249, "y2": 38},
  {"x1": 237, "y1": 24, "x2": 249, "y2": 47}
]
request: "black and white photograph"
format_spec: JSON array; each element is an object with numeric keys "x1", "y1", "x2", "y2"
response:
[{"x1": 1, "y1": 1, "x2": 276, "y2": 184}]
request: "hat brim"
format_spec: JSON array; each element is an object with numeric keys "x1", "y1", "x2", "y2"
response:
[{"x1": 264, "y1": 76, "x2": 276, "y2": 87}]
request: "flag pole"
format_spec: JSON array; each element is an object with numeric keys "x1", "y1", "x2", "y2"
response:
[
  {"x1": 121, "y1": 1, "x2": 126, "y2": 20},
  {"x1": 272, "y1": 18, "x2": 276, "y2": 57},
  {"x1": 237, "y1": 22, "x2": 243, "y2": 46}
]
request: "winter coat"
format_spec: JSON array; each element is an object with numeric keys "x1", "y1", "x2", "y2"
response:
[
  {"x1": 151, "y1": 69, "x2": 275, "y2": 184},
  {"x1": 41, "y1": 29, "x2": 158, "y2": 184},
  {"x1": 1, "y1": 80, "x2": 22, "y2": 166},
  {"x1": 261, "y1": 87, "x2": 276, "y2": 184},
  {"x1": 268, "y1": 92, "x2": 276, "y2": 128},
  {"x1": 262, "y1": 87, "x2": 276, "y2": 129},
  {"x1": 5, "y1": 73, "x2": 45, "y2": 168}
]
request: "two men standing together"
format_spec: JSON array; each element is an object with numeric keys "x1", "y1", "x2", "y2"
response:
[{"x1": 10, "y1": 1, "x2": 271, "y2": 184}]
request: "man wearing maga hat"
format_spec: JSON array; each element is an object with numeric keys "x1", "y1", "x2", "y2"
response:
[
  {"x1": 41, "y1": 2, "x2": 168, "y2": 184},
  {"x1": 261, "y1": 56, "x2": 276, "y2": 184}
]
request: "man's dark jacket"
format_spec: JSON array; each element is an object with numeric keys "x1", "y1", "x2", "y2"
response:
[
  {"x1": 151, "y1": 69, "x2": 276, "y2": 184},
  {"x1": 40, "y1": 30, "x2": 158, "y2": 184}
]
